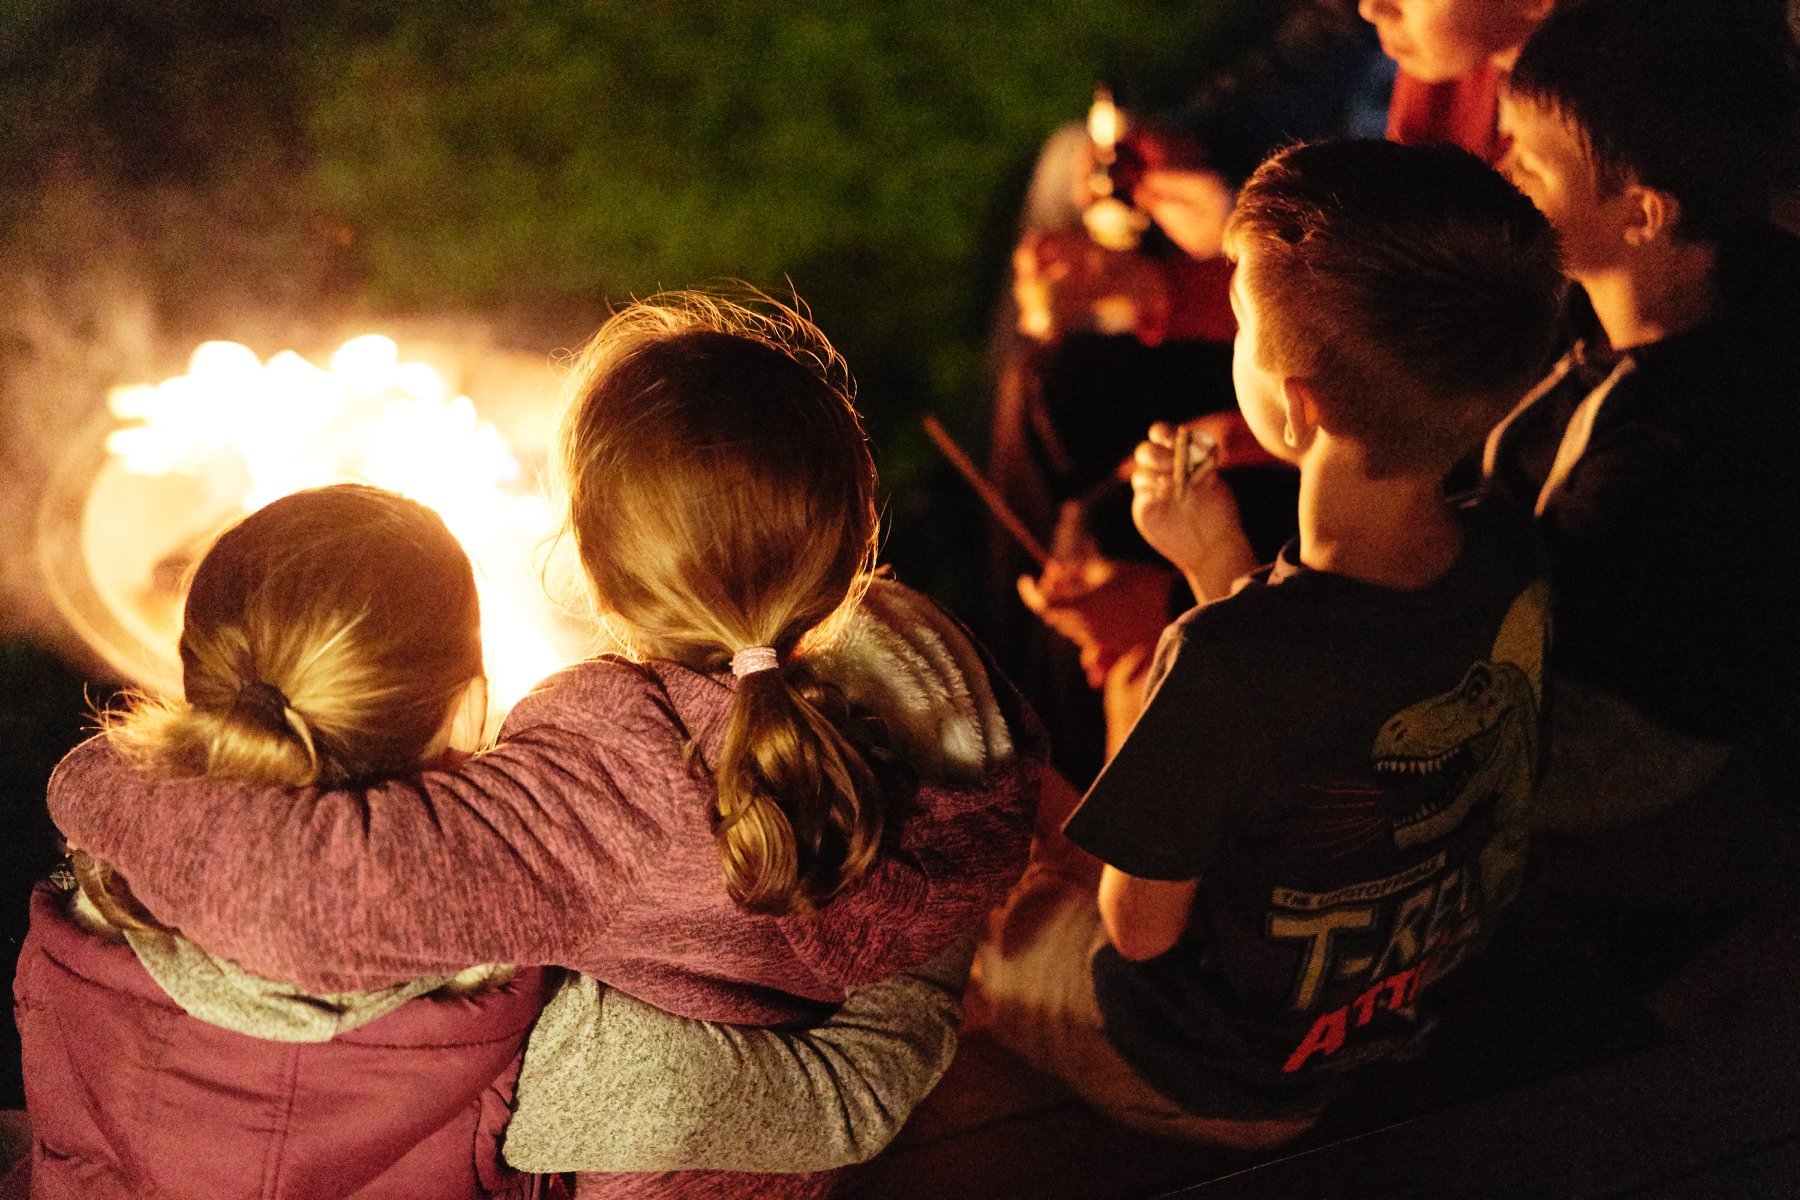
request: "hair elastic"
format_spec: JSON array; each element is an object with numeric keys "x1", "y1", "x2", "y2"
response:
[
  {"x1": 730, "y1": 646, "x2": 780, "y2": 678},
  {"x1": 235, "y1": 681, "x2": 291, "y2": 726}
]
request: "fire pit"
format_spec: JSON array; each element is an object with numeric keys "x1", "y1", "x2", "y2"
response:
[{"x1": 38, "y1": 334, "x2": 592, "y2": 725}]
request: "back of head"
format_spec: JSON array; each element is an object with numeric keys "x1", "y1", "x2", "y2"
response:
[
  {"x1": 106, "y1": 483, "x2": 484, "y2": 790},
  {"x1": 1224, "y1": 138, "x2": 1567, "y2": 476},
  {"x1": 1509, "y1": 0, "x2": 1800, "y2": 243},
  {"x1": 556, "y1": 292, "x2": 888, "y2": 915}
]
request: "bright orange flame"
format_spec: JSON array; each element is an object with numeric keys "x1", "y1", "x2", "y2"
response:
[{"x1": 105, "y1": 336, "x2": 577, "y2": 718}]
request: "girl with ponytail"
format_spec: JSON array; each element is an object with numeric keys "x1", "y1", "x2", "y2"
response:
[
  {"x1": 45, "y1": 295, "x2": 1046, "y2": 1197},
  {"x1": 22, "y1": 485, "x2": 554, "y2": 1198}
]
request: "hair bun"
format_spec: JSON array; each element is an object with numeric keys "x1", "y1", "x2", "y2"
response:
[{"x1": 234, "y1": 681, "x2": 291, "y2": 727}]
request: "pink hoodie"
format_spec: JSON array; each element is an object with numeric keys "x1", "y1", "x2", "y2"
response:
[{"x1": 16, "y1": 882, "x2": 554, "y2": 1199}]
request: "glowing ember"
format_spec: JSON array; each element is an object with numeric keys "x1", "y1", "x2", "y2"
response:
[{"x1": 101, "y1": 335, "x2": 580, "y2": 718}]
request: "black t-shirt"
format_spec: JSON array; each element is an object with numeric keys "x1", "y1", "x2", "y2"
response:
[
  {"x1": 1484, "y1": 226, "x2": 1800, "y2": 742},
  {"x1": 1064, "y1": 509, "x2": 1548, "y2": 1117}
]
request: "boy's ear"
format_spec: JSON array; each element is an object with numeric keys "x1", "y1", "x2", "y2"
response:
[
  {"x1": 1622, "y1": 184, "x2": 1680, "y2": 248},
  {"x1": 1280, "y1": 377, "x2": 1323, "y2": 448}
]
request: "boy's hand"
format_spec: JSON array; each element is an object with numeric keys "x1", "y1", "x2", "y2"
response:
[{"x1": 1131, "y1": 421, "x2": 1257, "y2": 600}]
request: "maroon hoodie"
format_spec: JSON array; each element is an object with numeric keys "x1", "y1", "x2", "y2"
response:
[{"x1": 15, "y1": 882, "x2": 555, "y2": 1199}]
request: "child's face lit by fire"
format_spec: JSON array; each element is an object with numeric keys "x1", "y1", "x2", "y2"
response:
[
  {"x1": 1499, "y1": 94, "x2": 1629, "y2": 281},
  {"x1": 1359, "y1": 0, "x2": 1543, "y2": 83}
]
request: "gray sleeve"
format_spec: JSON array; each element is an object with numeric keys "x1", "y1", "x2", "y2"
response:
[{"x1": 501, "y1": 932, "x2": 975, "y2": 1174}]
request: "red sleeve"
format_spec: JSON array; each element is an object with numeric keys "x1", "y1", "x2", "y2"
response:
[{"x1": 45, "y1": 665, "x2": 671, "y2": 992}]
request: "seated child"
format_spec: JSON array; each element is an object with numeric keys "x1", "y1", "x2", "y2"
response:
[
  {"x1": 44, "y1": 296, "x2": 1046, "y2": 1197},
  {"x1": 978, "y1": 139, "x2": 1565, "y2": 1145},
  {"x1": 18, "y1": 484, "x2": 981, "y2": 1198},
  {"x1": 18, "y1": 485, "x2": 544, "y2": 1197},
  {"x1": 1484, "y1": 0, "x2": 1800, "y2": 904}
]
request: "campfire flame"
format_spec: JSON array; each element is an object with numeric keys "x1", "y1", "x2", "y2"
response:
[{"x1": 101, "y1": 335, "x2": 578, "y2": 718}]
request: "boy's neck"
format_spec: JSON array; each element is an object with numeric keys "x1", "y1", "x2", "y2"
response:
[
  {"x1": 1582, "y1": 238, "x2": 1721, "y2": 353},
  {"x1": 1296, "y1": 444, "x2": 1463, "y2": 591}
]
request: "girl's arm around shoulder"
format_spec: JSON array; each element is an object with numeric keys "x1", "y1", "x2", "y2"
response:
[
  {"x1": 46, "y1": 660, "x2": 678, "y2": 992},
  {"x1": 503, "y1": 933, "x2": 977, "y2": 1174}
]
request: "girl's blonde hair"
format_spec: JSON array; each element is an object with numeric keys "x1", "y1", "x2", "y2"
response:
[
  {"x1": 106, "y1": 483, "x2": 483, "y2": 787},
  {"x1": 86, "y1": 485, "x2": 484, "y2": 934},
  {"x1": 556, "y1": 292, "x2": 888, "y2": 915},
  {"x1": 83, "y1": 489, "x2": 486, "y2": 957}
]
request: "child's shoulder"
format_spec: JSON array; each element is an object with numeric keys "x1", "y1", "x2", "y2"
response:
[
  {"x1": 502, "y1": 656, "x2": 686, "y2": 737},
  {"x1": 815, "y1": 576, "x2": 1028, "y2": 787},
  {"x1": 1165, "y1": 560, "x2": 1297, "y2": 647}
]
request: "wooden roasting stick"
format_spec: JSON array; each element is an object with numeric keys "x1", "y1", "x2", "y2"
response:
[{"x1": 921, "y1": 414, "x2": 1051, "y2": 567}]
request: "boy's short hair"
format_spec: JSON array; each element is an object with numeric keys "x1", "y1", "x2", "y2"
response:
[
  {"x1": 1224, "y1": 139, "x2": 1566, "y2": 478},
  {"x1": 1508, "y1": 0, "x2": 1800, "y2": 244}
]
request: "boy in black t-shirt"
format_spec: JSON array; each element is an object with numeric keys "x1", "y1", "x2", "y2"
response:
[{"x1": 975, "y1": 139, "x2": 1566, "y2": 1144}]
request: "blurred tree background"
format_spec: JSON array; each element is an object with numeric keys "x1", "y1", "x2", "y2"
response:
[{"x1": 0, "y1": 0, "x2": 1274, "y2": 613}]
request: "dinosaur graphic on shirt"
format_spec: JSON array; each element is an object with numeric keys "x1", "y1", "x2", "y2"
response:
[
  {"x1": 1267, "y1": 583, "x2": 1550, "y2": 1056},
  {"x1": 1370, "y1": 582, "x2": 1547, "y2": 900}
]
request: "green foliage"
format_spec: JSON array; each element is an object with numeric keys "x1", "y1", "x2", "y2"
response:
[
  {"x1": 1, "y1": 0, "x2": 1261, "y2": 602},
  {"x1": 303, "y1": 2, "x2": 1238, "y2": 311}
]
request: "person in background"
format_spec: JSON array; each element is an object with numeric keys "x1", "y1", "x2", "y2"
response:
[
  {"x1": 1362, "y1": 0, "x2": 1554, "y2": 162},
  {"x1": 978, "y1": 139, "x2": 1565, "y2": 1145},
  {"x1": 1483, "y1": 0, "x2": 1800, "y2": 970}
]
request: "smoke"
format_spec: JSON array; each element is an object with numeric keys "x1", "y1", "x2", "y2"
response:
[
  {"x1": 0, "y1": 182, "x2": 165, "y2": 662},
  {"x1": 0, "y1": 171, "x2": 572, "y2": 682}
]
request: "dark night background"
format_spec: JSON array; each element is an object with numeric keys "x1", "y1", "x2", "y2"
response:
[
  {"x1": 0, "y1": 0, "x2": 1296, "y2": 1110},
  {"x1": 9, "y1": 10, "x2": 1800, "y2": 1195}
]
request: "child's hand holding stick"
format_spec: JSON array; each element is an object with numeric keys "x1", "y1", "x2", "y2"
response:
[{"x1": 1131, "y1": 420, "x2": 1253, "y2": 602}]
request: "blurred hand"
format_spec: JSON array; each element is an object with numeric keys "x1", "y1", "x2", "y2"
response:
[
  {"x1": 1130, "y1": 420, "x2": 1256, "y2": 594},
  {"x1": 1013, "y1": 228, "x2": 1171, "y2": 346},
  {"x1": 1134, "y1": 168, "x2": 1234, "y2": 261},
  {"x1": 1018, "y1": 552, "x2": 1174, "y2": 689}
]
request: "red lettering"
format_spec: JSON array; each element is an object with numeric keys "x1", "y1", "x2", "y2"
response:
[
  {"x1": 1283, "y1": 1006, "x2": 1348, "y2": 1073},
  {"x1": 1384, "y1": 965, "x2": 1420, "y2": 1009},
  {"x1": 1351, "y1": 980, "x2": 1384, "y2": 1027}
]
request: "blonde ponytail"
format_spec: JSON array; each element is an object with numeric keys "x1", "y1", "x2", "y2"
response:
[
  {"x1": 556, "y1": 292, "x2": 896, "y2": 916},
  {"x1": 715, "y1": 663, "x2": 889, "y2": 915},
  {"x1": 84, "y1": 485, "x2": 485, "y2": 932}
]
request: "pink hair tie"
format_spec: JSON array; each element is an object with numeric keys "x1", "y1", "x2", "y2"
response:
[{"x1": 730, "y1": 646, "x2": 780, "y2": 677}]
